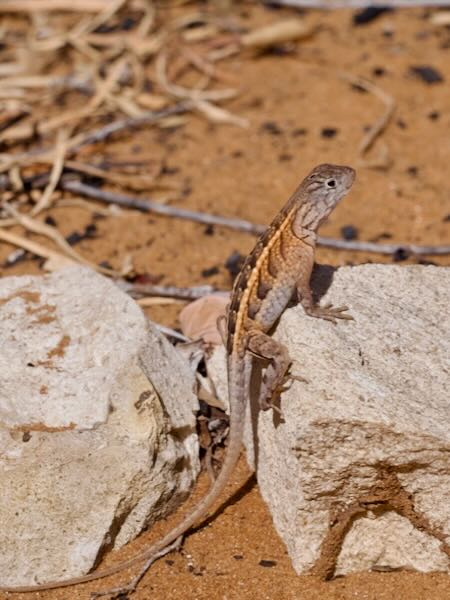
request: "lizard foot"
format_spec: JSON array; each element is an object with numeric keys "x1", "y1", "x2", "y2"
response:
[{"x1": 305, "y1": 303, "x2": 353, "y2": 324}]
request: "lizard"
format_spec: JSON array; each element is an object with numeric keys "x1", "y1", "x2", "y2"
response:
[{"x1": 0, "y1": 163, "x2": 355, "y2": 593}]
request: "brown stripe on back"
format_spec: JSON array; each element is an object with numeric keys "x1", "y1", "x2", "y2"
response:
[{"x1": 226, "y1": 185, "x2": 307, "y2": 354}]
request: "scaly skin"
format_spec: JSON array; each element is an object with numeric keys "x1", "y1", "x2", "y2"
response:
[{"x1": 0, "y1": 163, "x2": 355, "y2": 593}]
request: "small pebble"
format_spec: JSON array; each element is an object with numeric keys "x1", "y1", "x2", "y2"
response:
[
  {"x1": 341, "y1": 225, "x2": 359, "y2": 241},
  {"x1": 201, "y1": 266, "x2": 219, "y2": 278},
  {"x1": 392, "y1": 248, "x2": 409, "y2": 262},
  {"x1": 291, "y1": 128, "x2": 308, "y2": 137},
  {"x1": 353, "y1": 7, "x2": 392, "y2": 25},
  {"x1": 225, "y1": 251, "x2": 245, "y2": 278},
  {"x1": 261, "y1": 121, "x2": 283, "y2": 135},
  {"x1": 409, "y1": 65, "x2": 444, "y2": 84},
  {"x1": 321, "y1": 127, "x2": 338, "y2": 139},
  {"x1": 44, "y1": 215, "x2": 57, "y2": 227},
  {"x1": 259, "y1": 559, "x2": 277, "y2": 568},
  {"x1": 372, "y1": 67, "x2": 385, "y2": 77},
  {"x1": 428, "y1": 110, "x2": 440, "y2": 121}
]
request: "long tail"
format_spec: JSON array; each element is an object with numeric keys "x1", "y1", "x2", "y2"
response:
[{"x1": 0, "y1": 354, "x2": 249, "y2": 593}]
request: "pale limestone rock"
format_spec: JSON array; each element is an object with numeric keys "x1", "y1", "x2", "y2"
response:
[
  {"x1": 0, "y1": 267, "x2": 199, "y2": 586},
  {"x1": 207, "y1": 265, "x2": 450, "y2": 576}
]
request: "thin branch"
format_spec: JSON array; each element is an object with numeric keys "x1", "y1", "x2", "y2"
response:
[
  {"x1": 0, "y1": 103, "x2": 191, "y2": 173},
  {"x1": 61, "y1": 179, "x2": 263, "y2": 235},
  {"x1": 62, "y1": 180, "x2": 450, "y2": 257},
  {"x1": 3, "y1": 204, "x2": 118, "y2": 276},
  {"x1": 67, "y1": 102, "x2": 192, "y2": 154},
  {"x1": 339, "y1": 72, "x2": 395, "y2": 156},
  {"x1": 31, "y1": 128, "x2": 69, "y2": 216},
  {"x1": 0, "y1": 0, "x2": 113, "y2": 12},
  {"x1": 120, "y1": 282, "x2": 221, "y2": 300},
  {"x1": 266, "y1": 0, "x2": 450, "y2": 7},
  {"x1": 155, "y1": 51, "x2": 238, "y2": 102},
  {"x1": 317, "y1": 237, "x2": 450, "y2": 256},
  {"x1": 154, "y1": 324, "x2": 191, "y2": 343}
]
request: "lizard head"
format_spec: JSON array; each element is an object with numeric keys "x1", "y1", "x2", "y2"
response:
[{"x1": 300, "y1": 163, "x2": 356, "y2": 227}]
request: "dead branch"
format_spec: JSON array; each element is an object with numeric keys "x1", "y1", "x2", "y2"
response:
[
  {"x1": 0, "y1": 0, "x2": 113, "y2": 12},
  {"x1": 61, "y1": 179, "x2": 264, "y2": 235},
  {"x1": 0, "y1": 103, "x2": 191, "y2": 172},
  {"x1": 119, "y1": 281, "x2": 221, "y2": 300},
  {"x1": 266, "y1": 0, "x2": 450, "y2": 7},
  {"x1": 61, "y1": 180, "x2": 450, "y2": 257},
  {"x1": 339, "y1": 72, "x2": 395, "y2": 156},
  {"x1": 317, "y1": 237, "x2": 450, "y2": 257}
]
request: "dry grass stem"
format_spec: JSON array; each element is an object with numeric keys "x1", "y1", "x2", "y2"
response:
[
  {"x1": 156, "y1": 51, "x2": 238, "y2": 102},
  {"x1": 0, "y1": 228, "x2": 77, "y2": 271},
  {"x1": 339, "y1": 72, "x2": 395, "y2": 156},
  {"x1": 194, "y1": 99, "x2": 249, "y2": 127},
  {"x1": 241, "y1": 18, "x2": 313, "y2": 49},
  {"x1": 3, "y1": 204, "x2": 117, "y2": 276},
  {"x1": 0, "y1": 0, "x2": 114, "y2": 12},
  {"x1": 31, "y1": 128, "x2": 70, "y2": 216},
  {"x1": 136, "y1": 297, "x2": 185, "y2": 307}
]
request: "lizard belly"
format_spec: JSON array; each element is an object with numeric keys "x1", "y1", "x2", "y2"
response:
[{"x1": 255, "y1": 280, "x2": 296, "y2": 331}]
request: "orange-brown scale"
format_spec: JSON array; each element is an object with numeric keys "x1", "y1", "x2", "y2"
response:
[{"x1": 227, "y1": 197, "x2": 305, "y2": 355}]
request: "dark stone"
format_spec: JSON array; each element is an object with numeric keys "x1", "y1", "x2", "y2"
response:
[
  {"x1": 392, "y1": 248, "x2": 409, "y2": 262},
  {"x1": 225, "y1": 251, "x2": 245, "y2": 279},
  {"x1": 409, "y1": 66, "x2": 444, "y2": 84},
  {"x1": 201, "y1": 266, "x2": 219, "y2": 278},
  {"x1": 261, "y1": 121, "x2": 283, "y2": 135},
  {"x1": 341, "y1": 225, "x2": 359, "y2": 241},
  {"x1": 428, "y1": 110, "x2": 440, "y2": 121},
  {"x1": 321, "y1": 127, "x2": 338, "y2": 138},
  {"x1": 353, "y1": 7, "x2": 392, "y2": 26},
  {"x1": 292, "y1": 128, "x2": 308, "y2": 137},
  {"x1": 259, "y1": 559, "x2": 277, "y2": 568},
  {"x1": 372, "y1": 67, "x2": 385, "y2": 77}
]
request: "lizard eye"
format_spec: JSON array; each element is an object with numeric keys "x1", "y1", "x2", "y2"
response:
[{"x1": 326, "y1": 178, "x2": 336, "y2": 188}]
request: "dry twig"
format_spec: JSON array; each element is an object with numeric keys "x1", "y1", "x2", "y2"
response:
[
  {"x1": 0, "y1": 0, "x2": 114, "y2": 12},
  {"x1": 339, "y1": 72, "x2": 395, "y2": 156},
  {"x1": 61, "y1": 180, "x2": 450, "y2": 257},
  {"x1": 31, "y1": 128, "x2": 70, "y2": 216},
  {"x1": 3, "y1": 205, "x2": 118, "y2": 275}
]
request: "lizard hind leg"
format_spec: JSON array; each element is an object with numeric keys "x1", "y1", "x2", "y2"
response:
[{"x1": 247, "y1": 329, "x2": 298, "y2": 413}]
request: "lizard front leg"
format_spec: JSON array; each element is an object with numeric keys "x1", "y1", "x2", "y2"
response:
[
  {"x1": 247, "y1": 328, "x2": 295, "y2": 412},
  {"x1": 297, "y1": 273, "x2": 353, "y2": 324},
  {"x1": 292, "y1": 228, "x2": 353, "y2": 324}
]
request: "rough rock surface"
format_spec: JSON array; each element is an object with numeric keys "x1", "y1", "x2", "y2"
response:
[
  {"x1": 208, "y1": 265, "x2": 450, "y2": 576},
  {"x1": 0, "y1": 267, "x2": 199, "y2": 586}
]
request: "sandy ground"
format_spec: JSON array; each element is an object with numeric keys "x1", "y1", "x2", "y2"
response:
[{"x1": 0, "y1": 2, "x2": 449, "y2": 599}]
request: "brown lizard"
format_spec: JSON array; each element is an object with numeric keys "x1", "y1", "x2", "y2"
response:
[{"x1": 1, "y1": 163, "x2": 355, "y2": 593}]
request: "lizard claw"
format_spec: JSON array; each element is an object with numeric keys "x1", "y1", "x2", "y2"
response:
[{"x1": 305, "y1": 303, "x2": 353, "y2": 324}]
